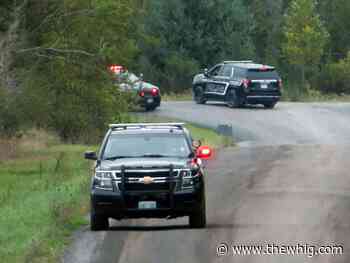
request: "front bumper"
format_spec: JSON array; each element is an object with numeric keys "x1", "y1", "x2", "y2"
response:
[{"x1": 91, "y1": 186, "x2": 202, "y2": 219}]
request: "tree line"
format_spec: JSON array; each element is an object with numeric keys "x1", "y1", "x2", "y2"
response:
[
  {"x1": 135, "y1": 0, "x2": 350, "y2": 97},
  {"x1": 0, "y1": 0, "x2": 349, "y2": 140}
]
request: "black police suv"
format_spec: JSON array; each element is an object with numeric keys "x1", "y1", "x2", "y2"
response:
[
  {"x1": 192, "y1": 61, "x2": 282, "y2": 108},
  {"x1": 84, "y1": 123, "x2": 212, "y2": 230}
]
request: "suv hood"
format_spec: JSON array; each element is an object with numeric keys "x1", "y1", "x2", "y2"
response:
[
  {"x1": 193, "y1": 73, "x2": 205, "y2": 84},
  {"x1": 98, "y1": 157, "x2": 188, "y2": 171}
]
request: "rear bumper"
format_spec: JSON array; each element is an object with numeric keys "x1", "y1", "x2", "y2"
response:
[
  {"x1": 139, "y1": 95, "x2": 161, "y2": 108},
  {"x1": 245, "y1": 91, "x2": 281, "y2": 104},
  {"x1": 91, "y1": 187, "x2": 202, "y2": 219}
]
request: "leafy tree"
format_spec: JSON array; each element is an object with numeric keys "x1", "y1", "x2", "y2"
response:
[
  {"x1": 138, "y1": 0, "x2": 255, "y2": 92},
  {"x1": 318, "y1": 0, "x2": 350, "y2": 60},
  {"x1": 282, "y1": 0, "x2": 329, "y2": 86},
  {"x1": 319, "y1": 51, "x2": 350, "y2": 94},
  {"x1": 247, "y1": 0, "x2": 284, "y2": 65},
  {"x1": 11, "y1": 0, "x2": 139, "y2": 141}
]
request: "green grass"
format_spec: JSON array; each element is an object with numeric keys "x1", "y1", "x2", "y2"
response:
[
  {"x1": 0, "y1": 132, "x2": 94, "y2": 263},
  {"x1": 281, "y1": 87, "x2": 347, "y2": 102},
  {"x1": 133, "y1": 115, "x2": 234, "y2": 148},
  {"x1": 295, "y1": 89, "x2": 350, "y2": 102},
  {"x1": 162, "y1": 89, "x2": 350, "y2": 103},
  {"x1": 0, "y1": 118, "x2": 231, "y2": 262},
  {"x1": 162, "y1": 91, "x2": 192, "y2": 101}
]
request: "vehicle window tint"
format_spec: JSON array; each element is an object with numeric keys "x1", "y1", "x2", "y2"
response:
[
  {"x1": 234, "y1": 68, "x2": 246, "y2": 79},
  {"x1": 220, "y1": 65, "x2": 233, "y2": 77},
  {"x1": 103, "y1": 134, "x2": 191, "y2": 159},
  {"x1": 247, "y1": 70, "x2": 280, "y2": 79},
  {"x1": 209, "y1": 65, "x2": 222, "y2": 77},
  {"x1": 116, "y1": 72, "x2": 138, "y2": 84},
  {"x1": 132, "y1": 82, "x2": 141, "y2": 90},
  {"x1": 128, "y1": 73, "x2": 139, "y2": 83}
]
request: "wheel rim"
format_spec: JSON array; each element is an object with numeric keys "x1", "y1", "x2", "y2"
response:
[
  {"x1": 195, "y1": 88, "x2": 203, "y2": 103},
  {"x1": 228, "y1": 90, "x2": 236, "y2": 107}
]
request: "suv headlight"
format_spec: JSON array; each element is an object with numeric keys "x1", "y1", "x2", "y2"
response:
[
  {"x1": 94, "y1": 172, "x2": 113, "y2": 190},
  {"x1": 180, "y1": 170, "x2": 191, "y2": 178},
  {"x1": 180, "y1": 170, "x2": 194, "y2": 188}
]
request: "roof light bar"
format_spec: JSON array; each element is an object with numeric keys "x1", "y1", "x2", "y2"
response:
[
  {"x1": 109, "y1": 123, "x2": 186, "y2": 129},
  {"x1": 223, "y1": 60, "x2": 254, "y2": 64}
]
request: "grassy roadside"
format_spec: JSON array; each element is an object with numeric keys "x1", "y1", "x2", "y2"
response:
[
  {"x1": 161, "y1": 89, "x2": 350, "y2": 103},
  {"x1": 281, "y1": 87, "x2": 350, "y2": 102},
  {"x1": 162, "y1": 91, "x2": 192, "y2": 101},
  {"x1": 0, "y1": 130, "x2": 93, "y2": 263},
  {"x1": 0, "y1": 120, "x2": 230, "y2": 262}
]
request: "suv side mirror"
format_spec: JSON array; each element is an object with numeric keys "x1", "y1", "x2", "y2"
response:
[
  {"x1": 85, "y1": 151, "x2": 97, "y2": 160},
  {"x1": 203, "y1": 68, "x2": 209, "y2": 77},
  {"x1": 196, "y1": 146, "x2": 212, "y2": 160},
  {"x1": 192, "y1": 140, "x2": 202, "y2": 149}
]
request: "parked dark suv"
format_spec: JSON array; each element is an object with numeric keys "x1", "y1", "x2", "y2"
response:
[
  {"x1": 84, "y1": 123, "x2": 212, "y2": 230},
  {"x1": 192, "y1": 61, "x2": 282, "y2": 108}
]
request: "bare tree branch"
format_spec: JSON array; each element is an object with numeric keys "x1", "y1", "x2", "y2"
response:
[
  {"x1": 30, "y1": 7, "x2": 62, "y2": 33},
  {"x1": 16, "y1": 47, "x2": 95, "y2": 57},
  {"x1": 30, "y1": 8, "x2": 97, "y2": 33},
  {"x1": 63, "y1": 9, "x2": 97, "y2": 17}
]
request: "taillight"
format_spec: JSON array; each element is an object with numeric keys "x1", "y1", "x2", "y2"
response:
[
  {"x1": 242, "y1": 79, "x2": 251, "y2": 89},
  {"x1": 278, "y1": 79, "x2": 283, "y2": 89},
  {"x1": 151, "y1": 88, "x2": 159, "y2": 96},
  {"x1": 196, "y1": 146, "x2": 212, "y2": 160},
  {"x1": 139, "y1": 91, "x2": 145, "y2": 97}
]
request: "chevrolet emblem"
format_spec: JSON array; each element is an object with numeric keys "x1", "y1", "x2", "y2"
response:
[{"x1": 141, "y1": 176, "x2": 154, "y2": 185}]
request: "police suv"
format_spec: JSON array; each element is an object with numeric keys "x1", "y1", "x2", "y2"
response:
[
  {"x1": 192, "y1": 61, "x2": 282, "y2": 108},
  {"x1": 84, "y1": 123, "x2": 212, "y2": 230}
]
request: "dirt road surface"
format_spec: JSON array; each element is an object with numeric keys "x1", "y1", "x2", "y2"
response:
[{"x1": 63, "y1": 102, "x2": 350, "y2": 263}]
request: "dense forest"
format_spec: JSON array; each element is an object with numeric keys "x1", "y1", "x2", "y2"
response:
[{"x1": 0, "y1": 0, "x2": 350, "y2": 140}]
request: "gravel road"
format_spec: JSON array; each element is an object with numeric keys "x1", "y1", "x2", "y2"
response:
[{"x1": 63, "y1": 101, "x2": 350, "y2": 263}]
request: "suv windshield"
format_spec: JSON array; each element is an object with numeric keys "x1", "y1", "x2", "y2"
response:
[
  {"x1": 116, "y1": 72, "x2": 139, "y2": 84},
  {"x1": 103, "y1": 133, "x2": 191, "y2": 159}
]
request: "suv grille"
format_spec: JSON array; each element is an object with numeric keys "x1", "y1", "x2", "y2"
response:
[
  {"x1": 116, "y1": 169, "x2": 180, "y2": 193},
  {"x1": 122, "y1": 183, "x2": 172, "y2": 192},
  {"x1": 117, "y1": 170, "x2": 178, "y2": 178}
]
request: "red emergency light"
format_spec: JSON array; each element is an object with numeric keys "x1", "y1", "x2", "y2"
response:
[{"x1": 109, "y1": 65, "x2": 124, "y2": 74}]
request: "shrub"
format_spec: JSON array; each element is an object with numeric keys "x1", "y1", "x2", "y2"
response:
[
  {"x1": 162, "y1": 54, "x2": 199, "y2": 92},
  {"x1": 319, "y1": 51, "x2": 350, "y2": 94},
  {"x1": 0, "y1": 88, "x2": 20, "y2": 137}
]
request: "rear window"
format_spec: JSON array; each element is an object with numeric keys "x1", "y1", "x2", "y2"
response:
[{"x1": 247, "y1": 69, "x2": 280, "y2": 80}]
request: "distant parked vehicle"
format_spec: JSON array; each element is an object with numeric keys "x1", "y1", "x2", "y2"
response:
[
  {"x1": 110, "y1": 65, "x2": 161, "y2": 111},
  {"x1": 192, "y1": 61, "x2": 282, "y2": 109}
]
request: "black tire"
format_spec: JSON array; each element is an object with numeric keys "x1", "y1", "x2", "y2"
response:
[
  {"x1": 193, "y1": 86, "x2": 207, "y2": 104},
  {"x1": 189, "y1": 191, "x2": 206, "y2": 228},
  {"x1": 90, "y1": 211, "x2": 109, "y2": 231},
  {"x1": 263, "y1": 101, "x2": 277, "y2": 109},
  {"x1": 145, "y1": 105, "x2": 157, "y2": 111},
  {"x1": 226, "y1": 88, "x2": 243, "y2": 108}
]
